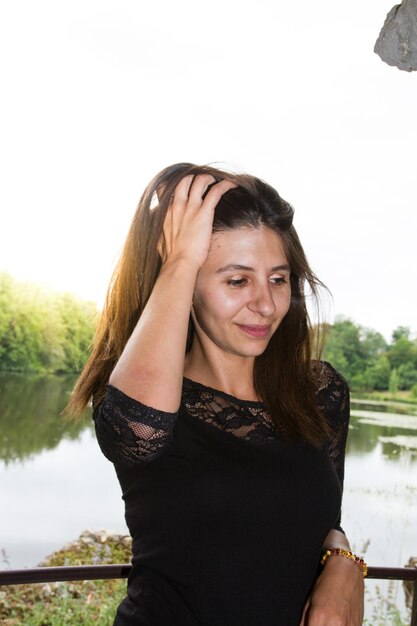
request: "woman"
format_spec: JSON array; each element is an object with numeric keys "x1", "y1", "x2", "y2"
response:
[{"x1": 67, "y1": 163, "x2": 365, "y2": 625}]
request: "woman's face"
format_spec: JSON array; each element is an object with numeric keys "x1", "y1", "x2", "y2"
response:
[{"x1": 191, "y1": 226, "x2": 291, "y2": 360}]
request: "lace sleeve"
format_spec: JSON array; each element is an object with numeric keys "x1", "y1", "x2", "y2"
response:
[
  {"x1": 92, "y1": 384, "x2": 178, "y2": 467},
  {"x1": 314, "y1": 361, "x2": 350, "y2": 531}
]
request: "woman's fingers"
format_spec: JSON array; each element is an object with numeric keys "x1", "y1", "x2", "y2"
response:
[
  {"x1": 171, "y1": 174, "x2": 235, "y2": 211},
  {"x1": 159, "y1": 173, "x2": 237, "y2": 268},
  {"x1": 171, "y1": 174, "x2": 196, "y2": 204},
  {"x1": 201, "y1": 178, "x2": 237, "y2": 211},
  {"x1": 187, "y1": 174, "x2": 218, "y2": 207}
]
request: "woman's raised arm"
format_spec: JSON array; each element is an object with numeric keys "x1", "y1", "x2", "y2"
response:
[{"x1": 108, "y1": 174, "x2": 236, "y2": 412}]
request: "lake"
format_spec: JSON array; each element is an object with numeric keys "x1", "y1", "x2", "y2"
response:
[{"x1": 1, "y1": 373, "x2": 416, "y2": 623}]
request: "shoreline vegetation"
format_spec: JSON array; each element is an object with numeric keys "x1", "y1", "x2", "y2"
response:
[
  {"x1": 0, "y1": 273, "x2": 97, "y2": 376},
  {"x1": 353, "y1": 391, "x2": 416, "y2": 405},
  {"x1": 0, "y1": 530, "x2": 131, "y2": 626},
  {"x1": 1, "y1": 272, "x2": 417, "y2": 398}
]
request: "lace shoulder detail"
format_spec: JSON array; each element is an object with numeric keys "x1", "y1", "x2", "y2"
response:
[
  {"x1": 313, "y1": 360, "x2": 350, "y2": 530},
  {"x1": 93, "y1": 384, "x2": 178, "y2": 467},
  {"x1": 182, "y1": 378, "x2": 280, "y2": 443},
  {"x1": 313, "y1": 361, "x2": 350, "y2": 481}
]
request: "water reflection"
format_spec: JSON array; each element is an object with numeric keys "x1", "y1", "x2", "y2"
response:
[
  {"x1": 0, "y1": 373, "x2": 91, "y2": 464},
  {"x1": 2, "y1": 378, "x2": 416, "y2": 466},
  {"x1": 348, "y1": 400, "x2": 417, "y2": 460}
]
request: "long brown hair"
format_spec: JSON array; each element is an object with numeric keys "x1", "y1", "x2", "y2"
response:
[{"x1": 66, "y1": 163, "x2": 330, "y2": 445}]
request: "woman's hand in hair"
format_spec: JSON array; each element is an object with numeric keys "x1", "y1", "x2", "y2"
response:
[
  {"x1": 299, "y1": 553, "x2": 364, "y2": 626},
  {"x1": 158, "y1": 174, "x2": 236, "y2": 270}
]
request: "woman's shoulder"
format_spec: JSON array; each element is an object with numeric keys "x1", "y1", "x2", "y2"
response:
[
  {"x1": 311, "y1": 361, "x2": 350, "y2": 430},
  {"x1": 311, "y1": 360, "x2": 349, "y2": 395}
]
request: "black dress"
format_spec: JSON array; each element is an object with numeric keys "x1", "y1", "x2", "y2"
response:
[{"x1": 93, "y1": 361, "x2": 350, "y2": 626}]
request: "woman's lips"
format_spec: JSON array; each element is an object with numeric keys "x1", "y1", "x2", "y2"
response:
[{"x1": 237, "y1": 324, "x2": 271, "y2": 338}]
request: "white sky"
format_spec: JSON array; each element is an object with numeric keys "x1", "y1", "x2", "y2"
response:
[{"x1": 1, "y1": 0, "x2": 416, "y2": 341}]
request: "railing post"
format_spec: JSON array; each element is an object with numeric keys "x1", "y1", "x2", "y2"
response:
[{"x1": 411, "y1": 579, "x2": 417, "y2": 626}]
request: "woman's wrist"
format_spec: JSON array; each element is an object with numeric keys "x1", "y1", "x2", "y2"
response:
[
  {"x1": 321, "y1": 547, "x2": 368, "y2": 577},
  {"x1": 160, "y1": 254, "x2": 201, "y2": 277}
]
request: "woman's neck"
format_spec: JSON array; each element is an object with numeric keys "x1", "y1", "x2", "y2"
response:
[{"x1": 184, "y1": 345, "x2": 258, "y2": 402}]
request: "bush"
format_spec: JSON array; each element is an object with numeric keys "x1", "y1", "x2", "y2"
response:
[{"x1": 0, "y1": 530, "x2": 131, "y2": 625}]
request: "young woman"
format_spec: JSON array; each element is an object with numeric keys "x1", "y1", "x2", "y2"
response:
[{"x1": 67, "y1": 163, "x2": 366, "y2": 625}]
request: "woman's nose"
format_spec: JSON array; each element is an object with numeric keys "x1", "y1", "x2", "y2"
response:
[{"x1": 247, "y1": 284, "x2": 276, "y2": 316}]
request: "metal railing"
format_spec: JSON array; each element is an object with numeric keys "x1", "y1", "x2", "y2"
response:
[{"x1": 0, "y1": 565, "x2": 416, "y2": 625}]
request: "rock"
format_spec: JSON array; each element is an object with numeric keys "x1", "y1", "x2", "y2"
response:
[
  {"x1": 374, "y1": 0, "x2": 417, "y2": 71},
  {"x1": 38, "y1": 530, "x2": 132, "y2": 567},
  {"x1": 80, "y1": 535, "x2": 95, "y2": 545}
]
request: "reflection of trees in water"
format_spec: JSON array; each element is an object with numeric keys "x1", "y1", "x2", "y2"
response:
[
  {"x1": 347, "y1": 415, "x2": 417, "y2": 461},
  {"x1": 2, "y1": 375, "x2": 415, "y2": 464},
  {"x1": 378, "y1": 439, "x2": 417, "y2": 461},
  {"x1": 347, "y1": 418, "x2": 381, "y2": 454},
  {"x1": 0, "y1": 373, "x2": 90, "y2": 464}
]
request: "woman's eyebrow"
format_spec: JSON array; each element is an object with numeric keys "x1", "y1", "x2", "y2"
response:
[{"x1": 215, "y1": 264, "x2": 291, "y2": 273}]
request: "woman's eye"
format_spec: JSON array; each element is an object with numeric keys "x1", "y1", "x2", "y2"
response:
[
  {"x1": 270, "y1": 276, "x2": 286, "y2": 285},
  {"x1": 227, "y1": 277, "x2": 247, "y2": 287}
]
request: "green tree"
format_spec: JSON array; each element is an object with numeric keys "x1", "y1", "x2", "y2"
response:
[
  {"x1": 323, "y1": 318, "x2": 416, "y2": 392},
  {"x1": 55, "y1": 293, "x2": 97, "y2": 372},
  {"x1": 364, "y1": 355, "x2": 391, "y2": 390},
  {"x1": 323, "y1": 318, "x2": 387, "y2": 390},
  {"x1": 323, "y1": 318, "x2": 364, "y2": 385},
  {"x1": 392, "y1": 326, "x2": 411, "y2": 341},
  {"x1": 387, "y1": 333, "x2": 417, "y2": 370},
  {"x1": 0, "y1": 272, "x2": 97, "y2": 374},
  {"x1": 397, "y1": 362, "x2": 417, "y2": 390},
  {"x1": 360, "y1": 328, "x2": 387, "y2": 361},
  {"x1": 388, "y1": 369, "x2": 400, "y2": 395}
]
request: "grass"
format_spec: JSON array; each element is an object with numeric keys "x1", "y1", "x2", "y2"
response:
[
  {"x1": 363, "y1": 582, "x2": 410, "y2": 626},
  {"x1": 0, "y1": 531, "x2": 131, "y2": 626}
]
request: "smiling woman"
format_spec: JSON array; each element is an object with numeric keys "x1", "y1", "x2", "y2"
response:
[
  {"x1": 65, "y1": 163, "x2": 365, "y2": 626},
  {"x1": 187, "y1": 227, "x2": 292, "y2": 386}
]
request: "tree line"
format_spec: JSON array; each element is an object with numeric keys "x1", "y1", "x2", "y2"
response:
[
  {"x1": 1, "y1": 272, "x2": 416, "y2": 394},
  {"x1": 323, "y1": 317, "x2": 417, "y2": 395},
  {"x1": 0, "y1": 272, "x2": 97, "y2": 374}
]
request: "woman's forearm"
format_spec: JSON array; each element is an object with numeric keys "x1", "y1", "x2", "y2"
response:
[
  {"x1": 300, "y1": 530, "x2": 365, "y2": 625},
  {"x1": 109, "y1": 258, "x2": 199, "y2": 411}
]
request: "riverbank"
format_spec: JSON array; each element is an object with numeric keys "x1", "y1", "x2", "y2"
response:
[
  {"x1": 353, "y1": 390, "x2": 416, "y2": 405},
  {"x1": 0, "y1": 530, "x2": 131, "y2": 626}
]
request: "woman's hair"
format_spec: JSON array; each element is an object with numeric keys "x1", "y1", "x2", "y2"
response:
[{"x1": 66, "y1": 163, "x2": 330, "y2": 445}]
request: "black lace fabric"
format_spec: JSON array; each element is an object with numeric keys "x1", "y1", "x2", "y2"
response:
[
  {"x1": 93, "y1": 361, "x2": 350, "y2": 486},
  {"x1": 182, "y1": 378, "x2": 281, "y2": 443},
  {"x1": 313, "y1": 361, "x2": 350, "y2": 490},
  {"x1": 93, "y1": 385, "x2": 178, "y2": 466}
]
